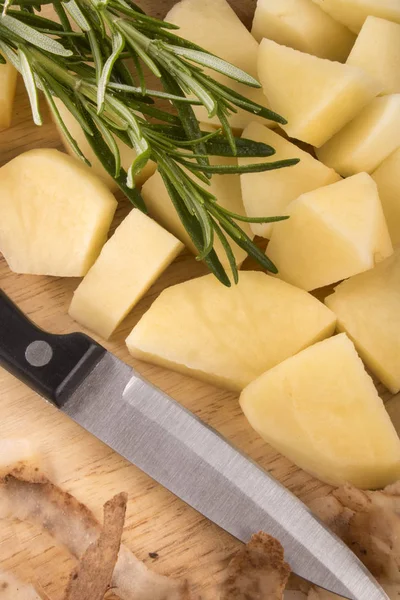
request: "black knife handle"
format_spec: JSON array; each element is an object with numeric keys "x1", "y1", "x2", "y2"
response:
[{"x1": 0, "y1": 289, "x2": 106, "y2": 407}]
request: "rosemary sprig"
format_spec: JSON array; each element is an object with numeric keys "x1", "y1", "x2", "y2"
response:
[{"x1": 0, "y1": 0, "x2": 300, "y2": 285}]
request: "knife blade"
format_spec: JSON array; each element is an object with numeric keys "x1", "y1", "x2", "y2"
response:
[{"x1": 0, "y1": 289, "x2": 389, "y2": 600}]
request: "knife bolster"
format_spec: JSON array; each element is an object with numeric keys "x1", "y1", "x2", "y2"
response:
[{"x1": 0, "y1": 289, "x2": 106, "y2": 407}]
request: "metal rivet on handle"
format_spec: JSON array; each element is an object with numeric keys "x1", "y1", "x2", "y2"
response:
[{"x1": 25, "y1": 341, "x2": 53, "y2": 367}]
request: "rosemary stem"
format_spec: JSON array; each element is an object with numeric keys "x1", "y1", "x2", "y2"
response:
[{"x1": 29, "y1": 47, "x2": 76, "y2": 87}]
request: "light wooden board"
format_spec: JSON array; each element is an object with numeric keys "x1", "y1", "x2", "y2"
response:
[{"x1": 0, "y1": 2, "x2": 398, "y2": 598}]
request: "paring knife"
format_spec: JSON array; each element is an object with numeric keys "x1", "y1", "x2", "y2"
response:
[{"x1": 0, "y1": 289, "x2": 388, "y2": 600}]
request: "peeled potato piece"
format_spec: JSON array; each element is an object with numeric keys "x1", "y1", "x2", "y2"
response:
[
  {"x1": 372, "y1": 148, "x2": 400, "y2": 246},
  {"x1": 251, "y1": 0, "x2": 355, "y2": 62},
  {"x1": 69, "y1": 209, "x2": 183, "y2": 339},
  {"x1": 0, "y1": 149, "x2": 117, "y2": 276},
  {"x1": 53, "y1": 99, "x2": 156, "y2": 192},
  {"x1": 346, "y1": 16, "x2": 400, "y2": 96},
  {"x1": 126, "y1": 271, "x2": 336, "y2": 392},
  {"x1": 239, "y1": 122, "x2": 340, "y2": 238},
  {"x1": 240, "y1": 334, "x2": 400, "y2": 489},
  {"x1": 166, "y1": 0, "x2": 272, "y2": 130},
  {"x1": 267, "y1": 173, "x2": 393, "y2": 291},
  {"x1": 311, "y1": 0, "x2": 400, "y2": 34},
  {"x1": 316, "y1": 95, "x2": 400, "y2": 176},
  {"x1": 325, "y1": 250, "x2": 400, "y2": 394},
  {"x1": 0, "y1": 58, "x2": 18, "y2": 131},
  {"x1": 257, "y1": 39, "x2": 380, "y2": 147}
]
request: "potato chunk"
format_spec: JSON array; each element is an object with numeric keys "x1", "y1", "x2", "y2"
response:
[
  {"x1": 252, "y1": 0, "x2": 355, "y2": 61},
  {"x1": 239, "y1": 122, "x2": 340, "y2": 238},
  {"x1": 0, "y1": 149, "x2": 117, "y2": 276},
  {"x1": 372, "y1": 148, "x2": 400, "y2": 246},
  {"x1": 69, "y1": 210, "x2": 183, "y2": 339},
  {"x1": 267, "y1": 173, "x2": 393, "y2": 290},
  {"x1": 257, "y1": 39, "x2": 380, "y2": 146},
  {"x1": 311, "y1": 0, "x2": 400, "y2": 34},
  {"x1": 126, "y1": 271, "x2": 336, "y2": 392},
  {"x1": 325, "y1": 251, "x2": 400, "y2": 394},
  {"x1": 316, "y1": 95, "x2": 400, "y2": 176},
  {"x1": 240, "y1": 333, "x2": 400, "y2": 489},
  {"x1": 347, "y1": 16, "x2": 400, "y2": 95},
  {"x1": 0, "y1": 59, "x2": 18, "y2": 131}
]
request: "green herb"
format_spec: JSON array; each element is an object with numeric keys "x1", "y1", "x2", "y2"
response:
[{"x1": 0, "y1": 0, "x2": 299, "y2": 285}]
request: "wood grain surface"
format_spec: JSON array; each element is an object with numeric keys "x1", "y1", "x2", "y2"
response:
[{"x1": 0, "y1": 1, "x2": 398, "y2": 598}]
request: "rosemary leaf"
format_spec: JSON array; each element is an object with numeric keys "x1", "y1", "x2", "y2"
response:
[
  {"x1": 126, "y1": 142, "x2": 150, "y2": 188},
  {"x1": 127, "y1": 45, "x2": 147, "y2": 94},
  {"x1": 215, "y1": 106, "x2": 236, "y2": 155},
  {"x1": 87, "y1": 28, "x2": 103, "y2": 82},
  {"x1": 215, "y1": 205, "x2": 289, "y2": 224},
  {"x1": 205, "y1": 136, "x2": 276, "y2": 158},
  {"x1": 86, "y1": 104, "x2": 121, "y2": 176},
  {"x1": 62, "y1": 0, "x2": 89, "y2": 29},
  {"x1": 19, "y1": 47, "x2": 42, "y2": 125},
  {"x1": 97, "y1": 30, "x2": 124, "y2": 113},
  {"x1": 0, "y1": 40, "x2": 21, "y2": 69},
  {"x1": 1, "y1": 13, "x2": 72, "y2": 55},
  {"x1": 42, "y1": 83, "x2": 90, "y2": 164},
  {"x1": 213, "y1": 221, "x2": 239, "y2": 284},
  {"x1": 167, "y1": 45, "x2": 261, "y2": 88},
  {"x1": 7, "y1": 9, "x2": 64, "y2": 29},
  {"x1": 178, "y1": 157, "x2": 300, "y2": 174}
]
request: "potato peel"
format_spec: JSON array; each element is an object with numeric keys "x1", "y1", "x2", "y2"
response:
[
  {"x1": 0, "y1": 467, "x2": 190, "y2": 600},
  {"x1": 219, "y1": 532, "x2": 290, "y2": 599},
  {"x1": 0, "y1": 451, "x2": 294, "y2": 600},
  {"x1": 64, "y1": 492, "x2": 127, "y2": 600},
  {"x1": 309, "y1": 481, "x2": 400, "y2": 598}
]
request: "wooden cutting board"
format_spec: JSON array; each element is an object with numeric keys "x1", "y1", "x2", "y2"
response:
[{"x1": 0, "y1": 2, "x2": 398, "y2": 598}]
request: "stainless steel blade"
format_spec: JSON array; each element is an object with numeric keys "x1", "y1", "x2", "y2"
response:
[{"x1": 63, "y1": 352, "x2": 388, "y2": 600}]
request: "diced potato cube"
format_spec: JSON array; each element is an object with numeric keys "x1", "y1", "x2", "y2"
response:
[
  {"x1": 126, "y1": 271, "x2": 336, "y2": 392},
  {"x1": 325, "y1": 250, "x2": 400, "y2": 394},
  {"x1": 0, "y1": 149, "x2": 117, "y2": 276},
  {"x1": 372, "y1": 148, "x2": 400, "y2": 246},
  {"x1": 316, "y1": 95, "x2": 400, "y2": 176},
  {"x1": 311, "y1": 0, "x2": 400, "y2": 34},
  {"x1": 252, "y1": 0, "x2": 355, "y2": 61},
  {"x1": 239, "y1": 122, "x2": 340, "y2": 238},
  {"x1": 0, "y1": 59, "x2": 18, "y2": 131},
  {"x1": 267, "y1": 173, "x2": 393, "y2": 290},
  {"x1": 347, "y1": 16, "x2": 400, "y2": 95},
  {"x1": 69, "y1": 210, "x2": 183, "y2": 339},
  {"x1": 257, "y1": 38, "x2": 380, "y2": 147},
  {"x1": 240, "y1": 333, "x2": 400, "y2": 489}
]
